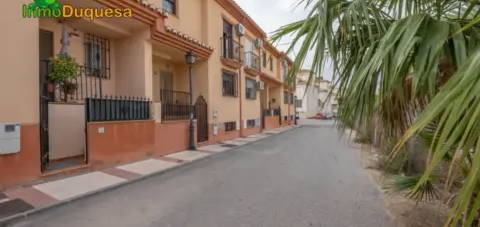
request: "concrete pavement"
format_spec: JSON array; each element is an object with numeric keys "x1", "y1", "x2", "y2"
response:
[{"x1": 8, "y1": 120, "x2": 392, "y2": 227}]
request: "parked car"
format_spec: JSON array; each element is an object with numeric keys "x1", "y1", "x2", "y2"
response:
[{"x1": 313, "y1": 113, "x2": 325, "y2": 120}]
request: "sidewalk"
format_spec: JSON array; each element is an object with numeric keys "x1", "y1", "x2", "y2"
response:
[{"x1": 0, "y1": 126, "x2": 298, "y2": 225}]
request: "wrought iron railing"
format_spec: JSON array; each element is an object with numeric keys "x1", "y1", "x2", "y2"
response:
[
  {"x1": 160, "y1": 89, "x2": 192, "y2": 121},
  {"x1": 264, "y1": 108, "x2": 281, "y2": 117},
  {"x1": 221, "y1": 36, "x2": 242, "y2": 62},
  {"x1": 244, "y1": 51, "x2": 260, "y2": 71},
  {"x1": 41, "y1": 60, "x2": 105, "y2": 103},
  {"x1": 273, "y1": 108, "x2": 281, "y2": 116},
  {"x1": 86, "y1": 96, "x2": 151, "y2": 122}
]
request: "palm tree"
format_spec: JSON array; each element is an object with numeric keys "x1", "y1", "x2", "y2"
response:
[{"x1": 272, "y1": 0, "x2": 480, "y2": 226}]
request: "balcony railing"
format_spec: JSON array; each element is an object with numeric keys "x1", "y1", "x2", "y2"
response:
[
  {"x1": 244, "y1": 51, "x2": 260, "y2": 71},
  {"x1": 160, "y1": 89, "x2": 192, "y2": 121},
  {"x1": 221, "y1": 36, "x2": 242, "y2": 62}
]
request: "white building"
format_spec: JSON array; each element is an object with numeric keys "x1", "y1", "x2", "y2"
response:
[
  {"x1": 295, "y1": 70, "x2": 338, "y2": 119},
  {"x1": 295, "y1": 70, "x2": 320, "y2": 119},
  {"x1": 318, "y1": 80, "x2": 338, "y2": 117}
]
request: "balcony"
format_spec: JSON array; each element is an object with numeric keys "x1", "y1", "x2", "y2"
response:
[
  {"x1": 160, "y1": 89, "x2": 192, "y2": 121},
  {"x1": 244, "y1": 51, "x2": 260, "y2": 76},
  {"x1": 221, "y1": 37, "x2": 243, "y2": 69}
]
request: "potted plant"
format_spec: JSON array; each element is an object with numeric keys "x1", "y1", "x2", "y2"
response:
[{"x1": 48, "y1": 55, "x2": 80, "y2": 102}]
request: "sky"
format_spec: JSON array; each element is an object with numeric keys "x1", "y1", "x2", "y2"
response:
[{"x1": 235, "y1": 0, "x2": 334, "y2": 80}]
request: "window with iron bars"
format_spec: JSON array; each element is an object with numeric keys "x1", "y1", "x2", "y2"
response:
[
  {"x1": 84, "y1": 34, "x2": 110, "y2": 79},
  {"x1": 225, "y1": 121, "x2": 236, "y2": 132},
  {"x1": 296, "y1": 99, "x2": 303, "y2": 108},
  {"x1": 222, "y1": 72, "x2": 237, "y2": 96},
  {"x1": 284, "y1": 91, "x2": 289, "y2": 104}
]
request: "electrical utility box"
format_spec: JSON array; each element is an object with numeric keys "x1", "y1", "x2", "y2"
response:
[{"x1": 0, "y1": 123, "x2": 21, "y2": 155}]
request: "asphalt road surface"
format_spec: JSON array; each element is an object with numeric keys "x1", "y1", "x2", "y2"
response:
[{"x1": 11, "y1": 120, "x2": 392, "y2": 227}]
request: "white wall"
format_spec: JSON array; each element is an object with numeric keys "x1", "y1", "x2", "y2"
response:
[
  {"x1": 48, "y1": 104, "x2": 85, "y2": 160},
  {"x1": 296, "y1": 83, "x2": 319, "y2": 118}
]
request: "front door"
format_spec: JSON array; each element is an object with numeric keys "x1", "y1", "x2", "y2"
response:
[{"x1": 39, "y1": 30, "x2": 54, "y2": 171}]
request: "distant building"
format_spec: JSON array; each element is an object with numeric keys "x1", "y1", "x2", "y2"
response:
[
  {"x1": 318, "y1": 80, "x2": 338, "y2": 117},
  {"x1": 294, "y1": 70, "x2": 338, "y2": 119},
  {"x1": 295, "y1": 70, "x2": 320, "y2": 119}
]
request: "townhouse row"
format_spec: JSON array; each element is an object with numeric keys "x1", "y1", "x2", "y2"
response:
[{"x1": 0, "y1": 0, "x2": 295, "y2": 188}]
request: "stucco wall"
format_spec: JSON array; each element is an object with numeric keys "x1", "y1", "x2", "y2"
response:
[
  {"x1": 1, "y1": 0, "x2": 39, "y2": 124},
  {"x1": 0, "y1": 125, "x2": 40, "y2": 189},
  {"x1": 115, "y1": 29, "x2": 153, "y2": 98},
  {"x1": 264, "y1": 116, "x2": 281, "y2": 130},
  {"x1": 148, "y1": 0, "x2": 206, "y2": 42},
  {"x1": 87, "y1": 120, "x2": 191, "y2": 168},
  {"x1": 0, "y1": 0, "x2": 41, "y2": 189},
  {"x1": 48, "y1": 104, "x2": 85, "y2": 160}
]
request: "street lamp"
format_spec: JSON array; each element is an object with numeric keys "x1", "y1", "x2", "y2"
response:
[{"x1": 186, "y1": 52, "x2": 197, "y2": 150}]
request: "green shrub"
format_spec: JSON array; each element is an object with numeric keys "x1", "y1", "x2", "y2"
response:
[{"x1": 48, "y1": 55, "x2": 79, "y2": 83}]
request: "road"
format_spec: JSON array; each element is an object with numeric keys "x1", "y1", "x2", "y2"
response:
[{"x1": 11, "y1": 120, "x2": 392, "y2": 227}]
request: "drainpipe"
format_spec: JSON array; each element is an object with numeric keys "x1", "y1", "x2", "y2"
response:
[{"x1": 238, "y1": 34, "x2": 244, "y2": 137}]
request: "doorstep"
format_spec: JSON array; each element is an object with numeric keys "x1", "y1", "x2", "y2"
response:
[{"x1": 0, "y1": 125, "x2": 299, "y2": 225}]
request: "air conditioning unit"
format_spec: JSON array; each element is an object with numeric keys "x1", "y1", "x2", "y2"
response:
[
  {"x1": 255, "y1": 38, "x2": 264, "y2": 48},
  {"x1": 236, "y1": 24, "x2": 245, "y2": 36},
  {"x1": 257, "y1": 81, "x2": 265, "y2": 90}
]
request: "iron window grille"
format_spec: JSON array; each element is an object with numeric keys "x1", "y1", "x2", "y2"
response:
[
  {"x1": 290, "y1": 93, "x2": 294, "y2": 104},
  {"x1": 295, "y1": 99, "x2": 303, "y2": 108},
  {"x1": 225, "y1": 121, "x2": 236, "y2": 132},
  {"x1": 222, "y1": 72, "x2": 237, "y2": 96},
  {"x1": 84, "y1": 34, "x2": 111, "y2": 79},
  {"x1": 245, "y1": 78, "x2": 257, "y2": 100},
  {"x1": 163, "y1": 0, "x2": 176, "y2": 14}
]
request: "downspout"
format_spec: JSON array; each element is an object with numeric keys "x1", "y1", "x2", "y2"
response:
[{"x1": 238, "y1": 30, "x2": 244, "y2": 137}]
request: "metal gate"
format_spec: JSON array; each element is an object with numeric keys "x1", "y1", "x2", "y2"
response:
[
  {"x1": 195, "y1": 96, "x2": 208, "y2": 143},
  {"x1": 39, "y1": 60, "x2": 52, "y2": 172},
  {"x1": 39, "y1": 30, "x2": 54, "y2": 171}
]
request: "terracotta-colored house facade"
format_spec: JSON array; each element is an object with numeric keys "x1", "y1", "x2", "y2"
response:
[{"x1": 0, "y1": 0, "x2": 295, "y2": 189}]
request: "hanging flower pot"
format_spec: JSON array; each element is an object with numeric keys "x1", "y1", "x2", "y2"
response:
[
  {"x1": 48, "y1": 55, "x2": 80, "y2": 102},
  {"x1": 47, "y1": 82, "x2": 55, "y2": 93}
]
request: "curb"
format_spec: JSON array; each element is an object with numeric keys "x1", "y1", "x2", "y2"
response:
[{"x1": 0, "y1": 126, "x2": 300, "y2": 226}]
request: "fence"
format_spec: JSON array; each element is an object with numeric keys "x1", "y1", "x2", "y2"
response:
[
  {"x1": 263, "y1": 108, "x2": 281, "y2": 117},
  {"x1": 86, "y1": 96, "x2": 151, "y2": 122},
  {"x1": 160, "y1": 89, "x2": 192, "y2": 121}
]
